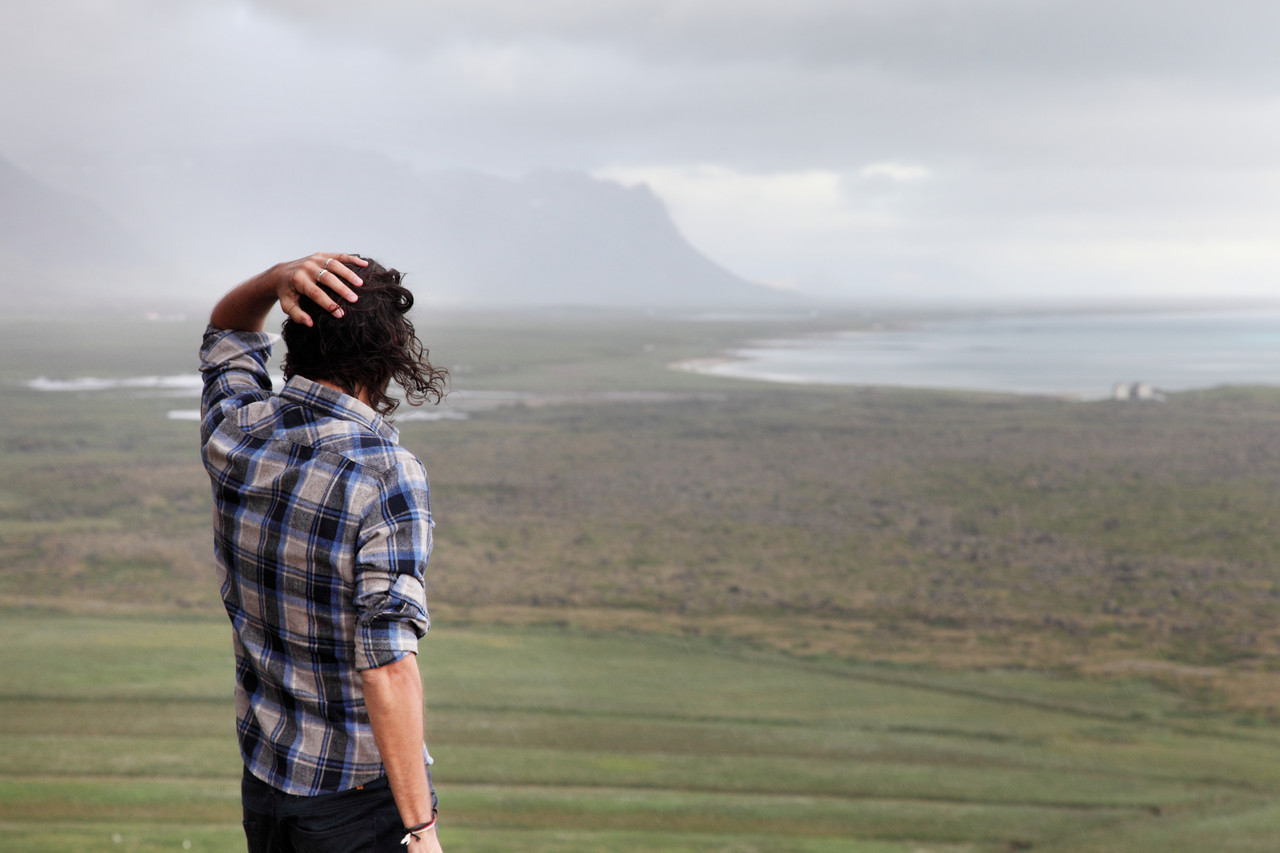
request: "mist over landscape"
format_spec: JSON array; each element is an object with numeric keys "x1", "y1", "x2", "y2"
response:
[
  {"x1": 1, "y1": 148, "x2": 788, "y2": 312},
  {"x1": 5, "y1": 1, "x2": 1280, "y2": 312},
  {"x1": 7, "y1": 3, "x2": 1280, "y2": 852}
]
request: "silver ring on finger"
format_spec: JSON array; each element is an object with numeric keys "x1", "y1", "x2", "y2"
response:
[
  {"x1": 323, "y1": 257, "x2": 334, "y2": 269},
  {"x1": 317, "y1": 269, "x2": 329, "y2": 283}
]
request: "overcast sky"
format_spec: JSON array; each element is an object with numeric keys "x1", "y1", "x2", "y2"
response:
[{"x1": 5, "y1": 0, "x2": 1279, "y2": 303}]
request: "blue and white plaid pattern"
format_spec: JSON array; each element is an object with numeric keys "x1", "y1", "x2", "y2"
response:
[{"x1": 200, "y1": 326, "x2": 432, "y2": 796}]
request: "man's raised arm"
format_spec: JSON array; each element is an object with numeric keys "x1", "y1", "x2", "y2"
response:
[{"x1": 209, "y1": 252, "x2": 367, "y2": 332}]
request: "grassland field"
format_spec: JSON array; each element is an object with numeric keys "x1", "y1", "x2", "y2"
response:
[{"x1": 2, "y1": 307, "x2": 1280, "y2": 851}]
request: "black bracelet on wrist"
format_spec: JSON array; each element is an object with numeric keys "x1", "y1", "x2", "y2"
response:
[{"x1": 400, "y1": 813, "x2": 438, "y2": 846}]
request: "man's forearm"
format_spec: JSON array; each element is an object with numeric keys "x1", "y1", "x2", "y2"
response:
[
  {"x1": 209, "y1": 268, "x2": 282, "y2": 332},
  {"x1": 362, "y1": 653, "x2": 435, "y2": 829},
  {"x1": 209, "y1": 253, "x2": 366, "y2": 331}
]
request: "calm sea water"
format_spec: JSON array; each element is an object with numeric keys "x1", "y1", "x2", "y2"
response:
[{"x1": 692, "y1": 310, "x2": 1280, "y2": 399}]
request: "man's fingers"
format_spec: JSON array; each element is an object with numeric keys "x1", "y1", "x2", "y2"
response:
[
  {"x1": 323, "y1": 260, "x2": 363, "y2": 302},
  {"x1": 294, "y1": 267, "x2": 345, "y2": 319},
  {"x1": 334, "y1": 252, "x2": 369, "y2": 270},
  {"x1": 280, "y1": 292, "x2": 315, "y2": 327},
  {"x1": 311, "y1": 253, "x2": 363, "y2": 306},
  {"x1": 281, "y1": 253, "x2": 368, "y2": 324}
]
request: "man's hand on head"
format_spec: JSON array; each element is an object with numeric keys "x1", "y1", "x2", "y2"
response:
[
  {"x1": 274, "y1": 252, "x2": 368, "y2": 327},
  {"x1": 209, "y1": 251, "x2": 369, "y2": 332}
]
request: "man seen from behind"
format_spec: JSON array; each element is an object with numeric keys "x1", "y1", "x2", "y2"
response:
[{"x1": 200, "y1": 252, "x2": 447, "y2": 852}]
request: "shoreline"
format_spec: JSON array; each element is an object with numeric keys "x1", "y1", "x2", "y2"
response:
[
  {"x1": 670, "y1": 309, "x2": 1280, "y2": 399},
  {"x1": 671, "y1": 352, "x2": 1091, "y2": 400}
]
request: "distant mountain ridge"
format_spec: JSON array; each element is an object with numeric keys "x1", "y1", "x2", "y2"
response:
[
  {"x1": 0, "y1": 155, "x2": 170, "y2": 312},
  {"x1": 6, "y1": 146, "x2": 792, "y2": 310},
  {"x1": 0, "y1": 155, "x2": 148, "y2": 266}
]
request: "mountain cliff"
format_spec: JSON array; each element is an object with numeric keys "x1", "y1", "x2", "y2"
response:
[{"x1": 9, "y1": 146, "x2": 790, "y2": 310}]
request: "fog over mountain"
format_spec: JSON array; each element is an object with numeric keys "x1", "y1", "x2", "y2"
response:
[
  {"x1": 6, "y1": 3, "x2": 1279, "y2": 306},
  {"x1": 0, "y1": 158, "x2": 143, "y2": 266},
  {"x1": 4, "y1": 148, "x2": 791, "y2": 312},
  {"x1": 0, "y1": 156, "x2": 179, "y2": 313}
]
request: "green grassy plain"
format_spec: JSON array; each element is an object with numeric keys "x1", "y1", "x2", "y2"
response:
[
  {"x1": 3, "y1": 309, "x2": 1280, "y2": 850},
  {"x1": 4, "y1": 613, "x2": 1280, "y2": 852}
]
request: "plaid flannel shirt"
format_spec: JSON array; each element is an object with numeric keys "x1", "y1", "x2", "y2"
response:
[{"x1": 200, "y1": 326, "x2": 433, "y2": 796}]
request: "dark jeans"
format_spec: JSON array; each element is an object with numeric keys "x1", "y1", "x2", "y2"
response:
[{"x1": 241, "y1": 767, "x2": 436, "y2": 853}]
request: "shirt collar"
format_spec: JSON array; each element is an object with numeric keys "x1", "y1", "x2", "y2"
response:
[{"x1": 280, "y1": 375, "x2": 400, "y2": 443}]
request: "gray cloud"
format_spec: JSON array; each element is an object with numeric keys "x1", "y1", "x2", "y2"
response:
[
  {"x1": 248, "y1": 0, "x2": 1280, "y2": 81},
  {"x1": 4, "y1": 0, "x2": 1278, "y2": 301}
]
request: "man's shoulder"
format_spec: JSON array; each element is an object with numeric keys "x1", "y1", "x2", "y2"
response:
[
  {"x1": 294, "y1": 411, "x2": 424, "y2": 482},
  {"x1": 200, "y1": 325, "x2": 274, "y2": 369},
  {"x1": 314, "y1": 424, "x2": 414, "y2": 472},
  {"x1": 205, "y1": 387, "x2": 427, "y2": 491}
]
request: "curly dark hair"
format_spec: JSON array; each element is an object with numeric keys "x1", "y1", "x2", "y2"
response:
[{"x1": 281, "y1": 258, "x2": 448, "y2": 416}]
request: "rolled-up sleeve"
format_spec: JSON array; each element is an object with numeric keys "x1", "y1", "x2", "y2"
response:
[{"x1": 352, "y1": 460, "x2": 433, "y2": 671}]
